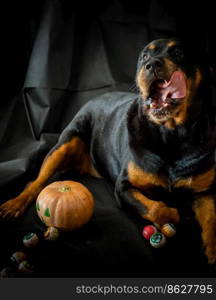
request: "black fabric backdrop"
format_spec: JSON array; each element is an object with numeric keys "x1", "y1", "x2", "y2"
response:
[{"x1": 0, "y1": 0, "x2": 216, "y2": 277}]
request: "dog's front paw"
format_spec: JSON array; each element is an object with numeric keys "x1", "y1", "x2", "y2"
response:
[
  {"x1": 200, "y1": 221, "x2": 216, "y2": 264},
  {"x1": 149, "y1": 201, "x2": 180, "y2": 225},
  {"x1": 0, "y1": 197, "x2": 28, "y2": 220},
  {"x1": 205, "y1": 243, "x2": 216, "y2": 264}
]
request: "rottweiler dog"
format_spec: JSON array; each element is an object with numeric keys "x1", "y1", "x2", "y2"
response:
[{"x1": 0, "y1": 38, "x2": 216, "y2": 264}]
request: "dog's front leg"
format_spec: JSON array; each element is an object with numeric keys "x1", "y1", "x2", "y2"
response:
[
  {"x1": 115, "y1": 183, "x2": 180, "y2": 225},
  {"x1": 0, "y1": 137, "x2": 91, "y2": 220},
  {"x1": 193, "y1": 195, "x2": 216, "y2": 264}
]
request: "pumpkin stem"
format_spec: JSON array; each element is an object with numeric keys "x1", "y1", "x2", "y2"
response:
[{"x1": 58, "y1": 186, "x2": 72, "y2": 192}]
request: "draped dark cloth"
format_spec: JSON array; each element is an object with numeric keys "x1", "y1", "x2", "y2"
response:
[{"x1": 0, "y1": 0, "x2": 215, "y2": 277}]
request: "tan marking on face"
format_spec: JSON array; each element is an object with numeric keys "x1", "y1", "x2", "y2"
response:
[
  {"x1": 137, "y1": 49, "x2": 203, "y2": 128},
  {"x1": 136, "y1": 66, "x2": 149, "y2": 99},
  {"x1": 163, "y1": 119, "x2": 176, "y2": 129},
  {"x1": 167, "y1": 40, "x2": 177, "y2": 48},
  {"x1": 164, "y1": 58, "x2": 176, "y2": 74},
  {"x1": 148, "y1": 67, "x2": 203, "y2": 128},
  {"x1": 174, "y1": 168, "x2": 215, "y2": 193},
  {"x1": 127, "y1": 161, "x2": 168, "y2": 189},
  {"x1": 174, "y1": 68, "x2": 202, "y2": 126},
  {"x1": 136, "y1": 59, "x2": 177, "y2": 102},
  {"x1": 148, "y1": 43, "x2": 156, "y2": 50}
]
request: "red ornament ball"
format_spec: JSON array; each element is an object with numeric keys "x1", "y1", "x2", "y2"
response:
[{"x1": 142, "y1": 225, "x2": 157, "y2": 240}]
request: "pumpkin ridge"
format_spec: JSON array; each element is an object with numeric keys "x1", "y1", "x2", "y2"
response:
[
  {"x1": 48, "y1": 194, "x2": 59, "y2": 227},
  {"x1": 60, "y1": 193, "x2": 69, "y2": 229},
  {"x1": 53, "y1": 191, "x2": 64, "y2": 228}
]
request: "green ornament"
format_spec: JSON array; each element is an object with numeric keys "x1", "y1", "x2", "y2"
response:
[
  {"x1": 24, "y1": 232, "x2": 35, "y2": 240},
  {"x1": 150, "y1": 232, "x2": 166, "y2": 248}
]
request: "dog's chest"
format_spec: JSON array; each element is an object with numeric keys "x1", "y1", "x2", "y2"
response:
[{"x1": 128, "y1": 148, "x2": 215, "y2": 194}]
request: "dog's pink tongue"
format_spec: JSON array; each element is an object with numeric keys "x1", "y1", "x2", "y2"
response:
[{"x1": 157, "y1": 71, "x2": 187, "y2": 101}]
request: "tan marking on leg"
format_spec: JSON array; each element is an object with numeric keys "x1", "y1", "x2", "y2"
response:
[
  {"x1": 0, "y1": 137, "x2": 97, "y2": 219},
  {"x1": 174, "y1": 168, "x2": 215, "y2": 193},
  {"x1": 193, "y1": 195, "x2": 216, "y2": 264},
  {"x1": 131, "y1": 189, "x2": 180, "y2": 224},
  {"x1": 127, "y1": 161, "x2": 168, "y2": 190},
  {"x1": 89, "y1": 163, "x2": 103, "y2": 178}
]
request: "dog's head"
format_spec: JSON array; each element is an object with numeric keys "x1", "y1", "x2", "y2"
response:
[{"x1": 136, "y1": 39, "x2": 203, "y2": 127}]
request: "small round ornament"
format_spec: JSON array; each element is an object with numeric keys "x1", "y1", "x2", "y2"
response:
[
  {"x1": 0, "y1": 267, "x2": 14, "y2": 278},
  {"x1": 161, "y1": 223, "x2": 176, "y2": 238},
  {"x1": 23, "y1": 232, "x2": 39, "y2": 248},
  {"x1": 44, "y1": 227, "x2": 60, "y2": 241},
  {"x1": 150, "y1": 232, "x2": 166, "y2": 248},
  {"x1": 18, "y1": 260, "x2": 34, "y2": 274},
  {"x1": 11, "y1": 251, "x2": 27, "y2": 265},
  {"x1": 142, "y1": 225, "x2": 157, "y2": 240}
]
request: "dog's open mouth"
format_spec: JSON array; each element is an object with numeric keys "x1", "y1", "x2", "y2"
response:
[{"x1": 148, "y1": 71, "x2": 187, "y2": 117}]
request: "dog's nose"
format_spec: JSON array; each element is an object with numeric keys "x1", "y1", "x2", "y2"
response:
[{"x1": 145, "y1": 58, "x2": 163, "y2": 71}]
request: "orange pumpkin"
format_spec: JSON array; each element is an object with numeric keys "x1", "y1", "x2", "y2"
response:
[{"x1": 36, "y1": 181, "x2": 94, "y2": 231}]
